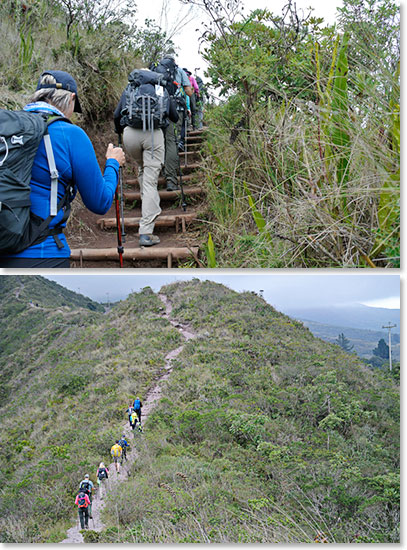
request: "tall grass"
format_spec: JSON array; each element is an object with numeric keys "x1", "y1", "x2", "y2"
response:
[
  {"x1": 0, "y1": 0, "x2": 140, "y2": 119},
  {"x1": 199, "y1": 5, "x2": 400, "y2": 268}
]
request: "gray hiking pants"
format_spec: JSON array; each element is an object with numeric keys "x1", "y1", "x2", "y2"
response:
[
  {"x1": 163, "y1": 121, "x2": 179, "y2": 188},
  {"x1": 123, "y1": 126, "x2": 164, "y2": 235}
]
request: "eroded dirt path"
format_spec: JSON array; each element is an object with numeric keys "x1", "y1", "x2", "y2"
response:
[{"x1": 60, "y1": 294, "x2": 195, "y2": 543}]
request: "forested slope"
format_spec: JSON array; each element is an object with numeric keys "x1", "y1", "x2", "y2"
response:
[{"x1": 1, "y1": 276, "x2": 398, "y2": 543}]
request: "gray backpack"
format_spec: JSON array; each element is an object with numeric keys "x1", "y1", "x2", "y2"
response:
[{"x1": 0, "y1": 110, "x2": 73, "y2": 255}]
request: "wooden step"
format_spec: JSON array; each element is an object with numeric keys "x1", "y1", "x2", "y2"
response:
[
  {"x1": 125, "y1": 163, "x2": 200, "y2": 177},
  {"x1": 124, "y1": 186, "x2": 203, "y2": 202},
  {"x1": 97, "y1": 211, "x2": 198, "y2": 232},
  {"x1": 188, "y1": 129, "x2": 206, "y2": 136},
  {"x1": 125, "y1": 173, "x2": 198, "y2": 187},
  {"x1": 70, "y1": 246, "x2": 199, "y2": 267},
  {"x1": 186, "y1": 136, "x2": 204, "y2": 144},
  {"x1": 185, "y1": 141, "x2": 202, "y2": 149}
]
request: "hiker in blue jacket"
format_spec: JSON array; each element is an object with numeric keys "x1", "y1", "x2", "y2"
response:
[
  {"x1": 0, "y1": 70, "x2": 125, "y2": 268},
  {"x1": 133, "y1": 397, "x2": 142, "y2": 423}
]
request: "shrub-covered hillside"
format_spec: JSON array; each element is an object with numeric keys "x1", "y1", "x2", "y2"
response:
[
  {"x1": 200, "y1": 0, "x2": 400, "y2": 267},
  {"x1": 0, "y1": 276, "x2": 181, "y2": 543},
  {"x1": 98, "y1": 280, "x2": 399, "y2": 543},
  {"x1": 0, "y1": 277, "x2": 400, "y2": 542}
]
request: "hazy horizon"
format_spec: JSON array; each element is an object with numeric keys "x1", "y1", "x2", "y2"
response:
[{"x1": 37, "y1": 273, "x2": 400, "y2": 312}]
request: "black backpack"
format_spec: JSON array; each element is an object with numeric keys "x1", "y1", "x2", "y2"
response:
[
  {"x1": 121, "y1": 69, "x2": 169, "y2": 132},
  {"x1": 150, "y1": 58, "x2": 178, "y2": 96},
  {"x1": 98, "y1": 468, "x2": 107, "y2": 480},
  {"x1": 195, "y1": 76, "x2": 206, "y2": 97},
  {"x1": 0, "y1": 110, "x2": 74, "y2": 255},
  {"x1": 79, "y1": 481, "x2": 91, "y2": 495}
]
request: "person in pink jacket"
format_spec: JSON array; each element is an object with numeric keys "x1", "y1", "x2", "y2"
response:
[
  {"x1": 183, "y1": 68, "x2": 200, "y2": 130},
  {"x1": 75, "y1": 491, "x2": 91, "y2": 529}
]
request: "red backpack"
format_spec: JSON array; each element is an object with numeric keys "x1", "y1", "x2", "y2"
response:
[{"x1": 77, "y1": 492, "x2": 88, "y2": 508}]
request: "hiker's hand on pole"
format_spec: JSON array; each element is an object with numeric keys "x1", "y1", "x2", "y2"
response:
[{"x1": 106, "y1": 143, "x2": 125, "y2": 166}]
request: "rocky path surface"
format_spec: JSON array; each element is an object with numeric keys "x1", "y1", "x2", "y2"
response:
[{"x1": 60, "y1": 295, "x2": 195, "y2": 543}]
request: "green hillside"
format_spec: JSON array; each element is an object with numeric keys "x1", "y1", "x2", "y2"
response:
[
  {"x1": 0, "y1": 277, "x2": 181, "y2": 543},
  {"x1": 0, "y1": 277, "x2": 399, "y2": 543},
  {"x1": 0, "y1": 0, "x2": 399, "y2": 268}
]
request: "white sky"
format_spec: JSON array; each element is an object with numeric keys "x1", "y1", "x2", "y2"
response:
[
  {"x1": 136, "y1": 0, "x2": 343, "y2": 82},
  {"x1": 43, "y1": 273, "x2": 400, "y2": 310}
]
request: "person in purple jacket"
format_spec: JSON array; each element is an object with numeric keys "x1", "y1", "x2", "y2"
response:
[{"x1": 0, "y1": 70, "x2": 125, "y2": 268}]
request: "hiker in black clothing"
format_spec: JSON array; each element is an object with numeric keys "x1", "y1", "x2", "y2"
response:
[
  {"x1": 133, "y1": 396, "x2": 142, "y2": 423},
  {"x1": 78, "y1": 474, "x2": 94, "y2": 519},
  {"x1": 118, "y1": 434, "x2": 130, "y2": 463},
  {"x1": 96, "y1": 462, "x2": 109, "y2": 499}
]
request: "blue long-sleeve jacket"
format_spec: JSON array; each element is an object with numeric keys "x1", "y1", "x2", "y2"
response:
[{"x1": 8, "y1": 103, "x2": 119, "y2": 258}]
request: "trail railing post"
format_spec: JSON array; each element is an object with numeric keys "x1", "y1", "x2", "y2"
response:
[{"x1": 175, "y1": 118, "x2": 187, "y2": 212}]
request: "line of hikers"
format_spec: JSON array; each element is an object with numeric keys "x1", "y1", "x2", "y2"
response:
[
  {"x1": 74, "y1": 397, "x2": 144, "y2": 530},
  {"x1": 0, "y1": 52, "x2": 208, "y2": 267},
  {"x1": 113, "y1": 55, "x2": 208, "y2": 247}
]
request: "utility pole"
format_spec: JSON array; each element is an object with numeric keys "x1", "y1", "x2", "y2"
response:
[{"x1": 382, "y1": 323, "x2": 397, "y2": 371}]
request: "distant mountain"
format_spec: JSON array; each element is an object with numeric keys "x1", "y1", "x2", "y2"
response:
[
  {"x1": 283, "y1": 303, "x2": 400, "y2": 333},
  {"x1": 0, "y1": 275, "x2": 104, "y2": 358},
  {"x1": 300, "y1": 319, "x2": 400, "y2": 360},
  {"x1": 0, "y1": 275, "x2": 104, "y2": 312}
]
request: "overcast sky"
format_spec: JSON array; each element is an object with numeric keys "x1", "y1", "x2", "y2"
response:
[
  {"x1": 43, "y1": 273, "x2": 400, "y2": 310},
  {"x1": 136, "y1": 0, "x2": 344, "y2": 88}
]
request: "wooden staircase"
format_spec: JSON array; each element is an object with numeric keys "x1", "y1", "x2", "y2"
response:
[{"x1": 70, "y1": 128, "x2": 206, "y2": 268}]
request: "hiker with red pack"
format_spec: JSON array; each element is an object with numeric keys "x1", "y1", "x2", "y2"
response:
[{"x1": 75, "y1": 490, "x2": 91, "y2": 530}]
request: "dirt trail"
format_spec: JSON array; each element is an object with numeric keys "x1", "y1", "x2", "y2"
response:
[{"x1": 60, "y1": 294, "x2": 195, "y2": 543}]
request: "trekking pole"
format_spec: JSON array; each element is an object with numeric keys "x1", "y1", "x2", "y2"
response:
[
  {"x1": 118, "y1": 135, "x2": 126, "y2": 245},
  {"x1": 184, "y1": 113, "x2": 188, "y2": 168},
  {"x1": 114, "y1": 188, "x2": 124, "y2": 267}
]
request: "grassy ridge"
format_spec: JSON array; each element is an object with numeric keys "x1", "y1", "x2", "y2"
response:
[
  {"x1": 0, "y1": 279, "x2": 180, "y2": 543},
  {"x1": 0, "y1": 278, "x2": 399, "y2": 542},
  {"x1": 94, "y1": 280, "x2": 399, "y2": 543}
]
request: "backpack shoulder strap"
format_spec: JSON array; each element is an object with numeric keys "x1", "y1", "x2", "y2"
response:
[{"x1": 43, "y1": 116, "x2": 72, "y2": 217}]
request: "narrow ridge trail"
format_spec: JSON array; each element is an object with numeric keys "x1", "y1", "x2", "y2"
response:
[
  {"x1": 68, "y1": 129, "x2": 207, "y2": 268},
  {"x1": 60, "y1": 294, "x2": 195, "y2": 543}
]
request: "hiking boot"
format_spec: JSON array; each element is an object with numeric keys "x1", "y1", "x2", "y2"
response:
[
  {"x1": 166, "y1": 182, "x2": 180, "y2": 191},
  {"x1": 139, "y1": 234, "x2": 160, "y2": 247}
]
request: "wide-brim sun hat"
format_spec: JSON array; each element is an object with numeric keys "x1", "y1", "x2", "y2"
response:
[{"x1": 36, "y1": 70, "x2": 82, "y2": 113}]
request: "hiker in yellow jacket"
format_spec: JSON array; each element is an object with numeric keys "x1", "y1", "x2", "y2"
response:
[{"x1": 111, "y1": 441, "x2": 123, "y2": 474}]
